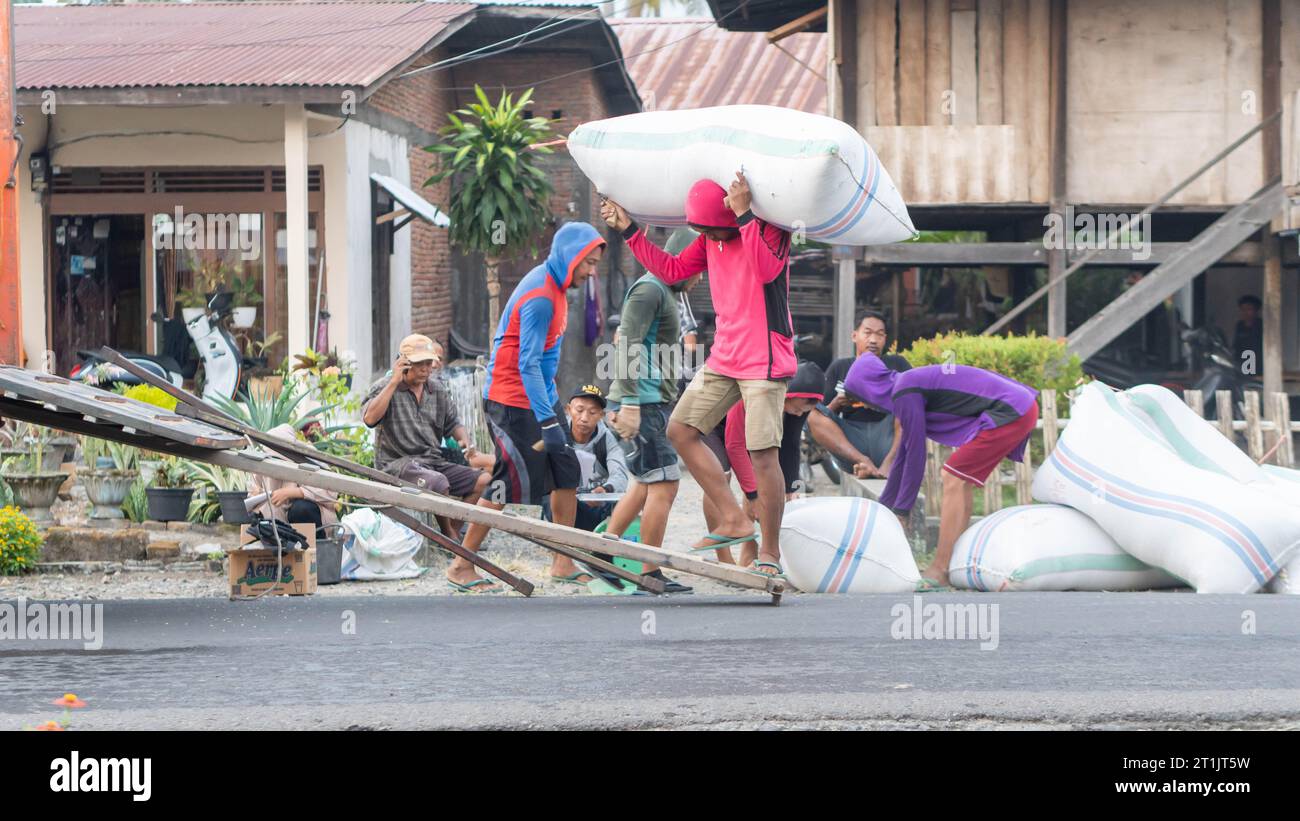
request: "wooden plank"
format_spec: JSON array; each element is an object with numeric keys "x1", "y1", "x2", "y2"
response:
[
  {"x1": 925, "y1": 440, "x2": 943, "y2": 516},
  {"x1": 1040, "y1": 389, "x2": 1058, "y2": 454},
  {"x1": 977, "y1": 0, "x2": 1003, "y2": 124},
  {"x1": 1000, "y1": 0, "x2": 1028, "y2": 195},
  {"x1": 1216, "y1": 390, "x2": 1235, "y2": 441},
  {"x1": 1184, "y1": 388, "x2": 1205, "y2": 419},
  {"x1": 874, "y1": 0, "x2": 898, "y2": 126},
  {"x1": 1273, "y1": 391, "x2": 1296, "y2": 468},
  {"x1": 767, "y1": 6, "x2": 828, "y2": 43},
  {"x1": 984, "y1": 459, "x2": 1003, "y2": 513},
  {"x1": 855, "y1": 0, "x2": 877, "y2": 130},
  {"x1": 925, "y1": 0, "x2": 952, "y2": 125},
  {"x1": 1014, "y1": 458, "x2": 1033, "y2": 505},
  {"x1": 898, "y1": 0, "x2": 927, "y2": 126},
  {"x1": 1244, "y1": 391, "x2": 1264, "y2": 462},
  {"x1": 1025, "y1": 0, "x2": 1050, "y2": 202},
  {"x1": 950, "y1": 8, "x2": 978, "y2": 125}
]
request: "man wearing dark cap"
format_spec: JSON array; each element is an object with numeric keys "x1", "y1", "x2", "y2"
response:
[{"x1": 547, "y1": 384, "x2": 628, "y2": 533}]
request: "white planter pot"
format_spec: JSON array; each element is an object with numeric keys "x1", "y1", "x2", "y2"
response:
[
  {"x1": 81, "y1": 469, "x2": 139, "y2": 519},
  {"x1": 182, "y1": 308, "x2": 205, "y2": 323},
  {"x1": 231, "y1": 306, "x2": 257, "y2": 328}
]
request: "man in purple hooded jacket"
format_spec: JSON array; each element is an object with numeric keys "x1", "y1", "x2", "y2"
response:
[{"x1": 844, "y1": 353, "x2": 1039, "y2": 590}]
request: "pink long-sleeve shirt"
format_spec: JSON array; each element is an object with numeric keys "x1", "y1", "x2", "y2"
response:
[{"x1": 623, "y1": 212, "x2": 795, "y2": 380}]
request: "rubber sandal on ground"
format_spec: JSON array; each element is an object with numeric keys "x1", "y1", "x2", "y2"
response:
[
  {"x1": 550, "y1": 572, "x2": 596, "y2": 585},
  {"x1": 447, "y1": 578, "x2": 501, "y2": 594},
  {"x1": 688, "y1": 532, "x2": 758, "y2": 553},
  {"x1": 746, "y1": 561, "x2": 786, "y2": 579},
  {"x1": 914, "y1": 577, "x2": 952, "y2": 592}
]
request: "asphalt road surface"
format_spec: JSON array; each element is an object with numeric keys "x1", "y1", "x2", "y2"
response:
[{"x1": 3, "y1": 592, "x2": 1298, "y2": 729}]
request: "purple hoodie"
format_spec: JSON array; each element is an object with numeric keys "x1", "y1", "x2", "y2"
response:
[{"x1": 845, "y1": 354, "x2": 1038, "y2": 512}]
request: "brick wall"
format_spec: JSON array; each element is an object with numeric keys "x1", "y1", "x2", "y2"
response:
[{"x1": 366, "y1": 46, "x2": 640, "y2": 396}]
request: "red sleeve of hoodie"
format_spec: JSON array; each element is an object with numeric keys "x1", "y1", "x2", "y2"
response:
[
  {"x1": 725, "y1": 403, "x2": 758, "y2": 495},
  {"x1": 736, "y1": 212, "x2": 790, "y2": 285},
  {"x1": 624, "y1": 227, "x2": 708, "y2": 285}
]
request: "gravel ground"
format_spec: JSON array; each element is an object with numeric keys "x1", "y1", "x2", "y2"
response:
[{"x1": 3, "y1": 467, "x2": 841, "y2": 600}]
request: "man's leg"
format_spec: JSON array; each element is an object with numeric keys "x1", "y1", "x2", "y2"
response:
[
  {"x1": 926, "y1": 470, "x2": 974, "y2": 584},
  {"x1": 285, "y1": 497, "x2": 324, "y2": 538},
  {"x1": 452, "y1": 498, "x2": 506, "y2": 587},
  {"x1": 807, "y1": 409, "x2": 873, "y2": 471},
  {"x1": 397, "y1": 462, "x2": 460, "y2": 539},
  {"x1": 669, "y1": 420, "x2": 751, "y2": 543},
  {"x1": 547, "y1": 487, "x2": 592, "y2": 580},
  {"x1": 607, "y1": 481, "x2": 647, "y2": 537},
  {"x1": 747, "y1": 447, "x2": 785, "y2": 572}
]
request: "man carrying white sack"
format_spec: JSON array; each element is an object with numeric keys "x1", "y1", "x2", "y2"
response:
[
  {"x1": 602, "y1": 171, "x2": 794, "y2": 578},
  {"x1": 844, "y1": 354, "x2": 1039, "y2": 592}
]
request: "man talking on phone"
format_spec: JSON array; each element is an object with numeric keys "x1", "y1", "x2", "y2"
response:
[{"x1": 363, "y1": 334, "x2": 489, "y2": 538}]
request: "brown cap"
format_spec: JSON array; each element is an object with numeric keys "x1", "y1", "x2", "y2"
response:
[{"x1": 399, "y1": 334, "x2": 441, "y2": 364}]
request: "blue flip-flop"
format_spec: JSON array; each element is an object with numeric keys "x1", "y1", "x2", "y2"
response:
[
  {"x1": 746, "y1": 560, "x2": 786, "y2": 580},
  {"x1": 448, "y1": 578, "x2": 502, "y2": 594},
  {"x1": 689, "y1": 532, "x2": 758, "y2": 553}
]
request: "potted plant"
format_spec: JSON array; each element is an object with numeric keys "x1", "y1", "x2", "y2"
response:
[
  {"x1": 228, "y1": 274, "x2": 262, "y2": 329},
  {"x1": 144, "y1": 456, "x2": 196, "y2": 522},
  {"x1": 177, "y1": 256, "x2": 231, "y2": 322},
  {"x1": 187, "y1": 463, "x2": 251, "y2": 524},
  {"x1": 0, "y1": 505, "x2": 43, "y2": 575},
  {"x1": 0, "y1": 425, "x2": 67, "y2": 523},
  {"x1": 79, "y1": 437, "x2": 141, "y2": 520}
]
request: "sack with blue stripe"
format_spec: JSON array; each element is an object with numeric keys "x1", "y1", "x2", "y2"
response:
[
  {"x1": 1032, "y1": 382, "x2": 1300, "y2": 594},
  {"x1": 949, "y1": 504, "x2": 1180, "y2": 592},
  {"x1": 1119, "y1": 383, "x2": 1300, "y2": 595},
  {"x1": 568, "y1": 105, "x2": 916, "y2": 246},
  {"x1": 779, "y1": 497, "x2": 919, "y2": 594}
]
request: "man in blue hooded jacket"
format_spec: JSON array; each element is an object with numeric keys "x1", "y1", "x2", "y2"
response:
[{"x1": 450, "y1": 222, "x2": 607, "y2": 593}]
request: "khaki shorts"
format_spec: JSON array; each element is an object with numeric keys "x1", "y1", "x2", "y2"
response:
[{"x1": 670, "y1": 365, "x2": 788, "y2": 451}]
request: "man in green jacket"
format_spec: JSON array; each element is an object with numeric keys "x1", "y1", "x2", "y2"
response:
[{"x1": 602, "y1": 232, "x2": 700, "y2": 594}]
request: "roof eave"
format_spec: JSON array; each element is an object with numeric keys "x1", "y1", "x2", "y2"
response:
[{"x1": 16, "y1": 85, "x2": 368, "y2": 107}]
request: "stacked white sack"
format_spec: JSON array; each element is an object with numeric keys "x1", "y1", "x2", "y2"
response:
[
  {"x1": 949, "y1": 504, "x2": 1181, "y2": 591},
  {"x1": 1122, "y1": 385, "x2": 1300, "y2": 594},
  {"x1": 1262, "y1": 467, "x2": 1300, "y2": 593},
  {"x1": 568, "y1": 105, "x2": 915, "y2": 246},
  {"x1": 1031, "y1": 382, "x2": 1300, "y2": 593},
  {"x1": 780, "y1": 497, "x2": 919, "y2": 593}
]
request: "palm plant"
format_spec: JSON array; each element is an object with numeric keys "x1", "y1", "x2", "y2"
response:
[
  {"x1": 207, "y1": 379, "x2": 334, "y2": 432},
  {"x1": 424, "y1": 85, "x2": 556, "y2": 328}
]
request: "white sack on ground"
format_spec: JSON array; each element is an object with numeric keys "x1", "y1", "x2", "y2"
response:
[
  {"x1": 780, "y1": 497, "x2": 919, "y2": 593},
  {"x1": 1031, "y1": 382, "x2": 1300, "y2": 594},
  {"x1": 949, "y1": 504, "x2": 1181, "y2": 591},
  {"x1": 339, "y1": 508, "x2": 424, "y2": 581},
  {"x1": 1121, "y1": 385, "x2": 1300, "y2": 594},
  {"x1": 568, "y1": 105, "x2": 915, "y2": 245}
]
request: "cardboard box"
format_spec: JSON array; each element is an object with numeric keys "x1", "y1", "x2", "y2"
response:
[{"x1": 228, "y1": 522, "x2": 317, "y2": 598}]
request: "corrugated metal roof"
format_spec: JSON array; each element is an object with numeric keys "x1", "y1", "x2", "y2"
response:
[
  {"x1": 609, "y1": 17, "x2": 826, "y2": 114},
  {"x1": 15, "y1": 1, "x2": 477, "y2": 91}
]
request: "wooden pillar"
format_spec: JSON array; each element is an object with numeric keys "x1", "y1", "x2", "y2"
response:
[
  {"x1": 284, "y1": 104, "x2": 311, "y2": 358},
  {"x1": 835, "y1": 255, "x2": 857, "y2": 360},
  {"x1": 1046, "y1": 0, "x2": 1068, "y2": 338},
  {"x1": 1261, "y1": 0, "x2": 1283, "y2": 401}
]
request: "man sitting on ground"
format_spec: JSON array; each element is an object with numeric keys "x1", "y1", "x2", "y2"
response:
[
  {"x1": 807, "y1": 310, "x2": 910, "y2": 479},
  {"x1": 362, "y1": 333, "x2": 489, "y2": 537},
  {"x1": 543, "y1": 385, "x2": 629, "y2": 532}
]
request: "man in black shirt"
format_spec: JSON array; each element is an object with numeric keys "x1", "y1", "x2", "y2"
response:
[
  {"x1": 1233, "y1": 294, "x2": 1263, "y2": 375},
  {"x1": 807, "y1": 311, "x2": 910, "y2": 478}
]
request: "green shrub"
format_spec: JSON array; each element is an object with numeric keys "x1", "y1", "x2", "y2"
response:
[
  {"x1": 121, "y1": 384, "x2": 179, "y2": 412},
  {"x1": 121, "y1": 479, "x2": 148, "y2": 523},
  {"x1": 897, "y1": 332, "x2": 1085, "y2": 405},
  {"x1": 0, "y1": 505, "x2": 42, "y2": 575}
]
